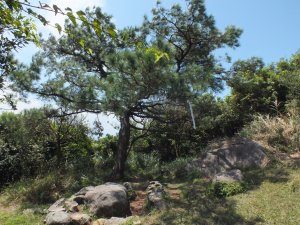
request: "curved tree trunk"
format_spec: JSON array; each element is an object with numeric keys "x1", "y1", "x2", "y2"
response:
[{"x1": 113, "y1": 111, "x2": 130, "y2": 180}]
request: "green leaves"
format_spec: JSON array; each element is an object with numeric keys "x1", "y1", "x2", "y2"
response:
[
  {"x1": 55, "y1": 23, "x2": 62, "y2": 34},
  {"x1": 145, "y1": 47, "x2": 170, "y2": 63},
  {"x1": 37, "y1": 14, "x2": 48, "y2": 26},
  {"x1": 67, "y1": 12, "x2": 77, "y2": 26},
  {"x1": 108, "y1": 27, "x2": 117, "y2": 40},
  {"x1": 53, "y1": 4, "x2": 60, "y2": 15},
  {"x1": 93, "y1": 19, "x2": 102, "y2": 37},
  {"x1": 79, "y1": 39, "x2": 85, "y2": 48}
]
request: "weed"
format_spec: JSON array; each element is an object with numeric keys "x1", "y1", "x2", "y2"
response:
[{"x1": 207, "y1": 181, "x2": 248, "y2": 198}]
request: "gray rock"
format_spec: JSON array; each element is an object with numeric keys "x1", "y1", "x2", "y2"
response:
[
  {"x1": 92, "y1": 217, "x2": 133, "y2": 225},
  {"x1": 48, "y1": 198, "x2": 79, "y2": 213},
  {"x1": 48, "y1": 198, "x2": 66, "y2": 212},
  {"x1": 123, "y1": 182, "x2": 137, "y2": 201},
  {"x1": 188, "y1": 137, "x2": 269, "y2": 177},
  {"x1": 65, "y1": 199, "x2": 79, "y2": 212},
  {"x1": 146, "y1": 181, "x2": 166, "y2": 210},
  {"x1": 213, "y1": 169, "x2": 244, "y2": 183},
  {"x1": 70, "y1": 213, "x2": 92, "y2": 225},
  {"x1": 75, "y1": 186, "x2": 95, "y2": 196},
  {"x1": 84, "y1": 182, "x2": 131, "y2": 218},
  {"x1": 45, "y1": 211, "x2": 72, "y2": 225},
  {"x1": 123, "y1": 182, "x2": 133, "y2": 190}
]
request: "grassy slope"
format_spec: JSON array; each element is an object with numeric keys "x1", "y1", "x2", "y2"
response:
[
  {"x1": 140, "y1": 167, "x2": 300, "y2": 225},
  {"x1": 231, "y1": 169, "x2": 300, "y2": 225},
  {"x1": 1, "y1": 168, "x2": 300, "y2": 225}
]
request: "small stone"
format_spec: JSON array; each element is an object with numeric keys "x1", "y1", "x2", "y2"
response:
[{"x1": 70, "y1": 213, "x2": 92, "y2": 225}]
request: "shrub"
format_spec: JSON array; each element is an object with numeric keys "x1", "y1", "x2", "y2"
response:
[
  {"x1": 161, "y1": 157, "x2": 201, "y2": 181},
  {"x1": 126, "y1": 152, "x2": 162, "y2": 180},
  {"x1": 240, "y1": 111, "x2": 300, "y2": 153},
  {"x1": 24, "y1": 174, "x2": 63, "y2": 204},
  {"x1": 208, "y1": 182, "x2": 247, "y2": 198}
]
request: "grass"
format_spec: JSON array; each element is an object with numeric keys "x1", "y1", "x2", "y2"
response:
[
  {"x1": 139, "y1": 166, "x2": 300, "y2": 225},
  {"x1": 230, "y1": 168, "x2": 300, "y2": 225},
  {"x1": 0, "y1": 211, "x2": 43, "y2": 225},
  {"x1": 240, "y1": 108, "x2": 300, "y2": 154},
  {"x1": 1, "y1": 159, "x2": 300, "y2": 224}
]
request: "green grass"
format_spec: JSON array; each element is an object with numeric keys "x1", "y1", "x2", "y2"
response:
[
  {"x1": 230, "y1": 169, "x2": 300, "y2": 225},
  {"x1": 2, "y1": 164, "x2": 300, "y2": 225},
  {"x1": 140, "y1": 167, "x2": 300, "y2": 225},
  {"x1": 0, "y1": 211, "x2": 43, "y2": 225}
]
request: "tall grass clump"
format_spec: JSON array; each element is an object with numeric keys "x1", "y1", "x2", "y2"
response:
[{"x1": 241, "y1": 101, "x2": 300, "y2": 153}]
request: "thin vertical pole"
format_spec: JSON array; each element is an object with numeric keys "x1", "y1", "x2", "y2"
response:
[{"x1": 187, "y1": 100, "x2": 196, "y2": 129}]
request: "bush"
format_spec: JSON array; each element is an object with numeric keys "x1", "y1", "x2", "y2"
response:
[
  {"x1": 208, "y1": 182, "x2": 247, "y2": 198},
  {"x1": 161, "y1": 157, "x2": 201, "y2": 181},
  {"x1": 126, "y1": 152, "x2": 162, "y2": 180},
  {"x1": 240, "y1": 102, "x2": 300, "y2": 153},
  {"x1": 24, "y1": 174, "x2": 63, "y2": 204}
]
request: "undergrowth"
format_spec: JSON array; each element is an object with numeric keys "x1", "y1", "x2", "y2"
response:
[{"x1": 240, "y1": 101, "x2": 300, "y2": 153}]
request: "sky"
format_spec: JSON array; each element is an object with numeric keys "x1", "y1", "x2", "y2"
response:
[{"x1": 5, "y1": 0, "x2": 300, "y2": 134}]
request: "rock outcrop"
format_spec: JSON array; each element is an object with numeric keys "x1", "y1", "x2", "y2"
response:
[{"x1": 188, "y1": 136, "x2": 269, "y2": 178}]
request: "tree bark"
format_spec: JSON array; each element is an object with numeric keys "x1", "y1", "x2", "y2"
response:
[{"x1": 113, "y1": 111, "x2": 131, "y2": 180}]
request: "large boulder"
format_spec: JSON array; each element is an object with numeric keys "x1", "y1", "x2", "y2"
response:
[
  {"x1": 84, "y1": 183, "x2": 131, "y2": 218},
  {"x1": 188, "y1": 137, "x2": 269, "y2": 177}
]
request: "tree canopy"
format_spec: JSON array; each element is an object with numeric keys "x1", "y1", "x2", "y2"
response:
[{"x1": 11, "y1": 0, "x2": 242, "y2": 178}]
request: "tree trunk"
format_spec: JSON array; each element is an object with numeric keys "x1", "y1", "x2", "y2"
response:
[{"x1": 113, "y1": 111, "x2": 130, "y2": 180}]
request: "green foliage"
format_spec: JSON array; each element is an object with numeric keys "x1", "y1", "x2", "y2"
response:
[
  {"x1": 160, "y1": 157, "x2": 200, "y2": 181},
  {"x1": 0, "y1": 108, "x2": 93, "y2": 187},
  {"x1": 93, "y1": 135, "x2": 118, "y2": 172},
  {"x1": 161, "y1": 158, "x2": 189, "y2": 180},
  {"x1": 226, "y1": 52, "x2": 300, "y2": 131},
  {"x1": 131, "y1": 94, "x2": 239, "y2": 162},
  {"x1": 208, "y1": 182, "x2": 247, "y2": 198},
  {"x1": 0, "y1": 211, "x2": 42, "y2": 225},
  {"x1": 11, "y1": 1, "x2": 242, "y2": 177},
  {"x1": 227, "y1": 58, "x2": 287, "y2": 124},
  {"x1": 126, "y1": 152, "x2": 162, "y2": 180},
  {"x1": 24, "y1": 174, "x2": 63, "y2": 204}
]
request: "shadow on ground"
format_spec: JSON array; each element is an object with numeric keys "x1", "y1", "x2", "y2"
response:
[
  {"x1": 148, "y1": 164, "x2": 295, "y2": 225},
  {"x1": 153, "y1": 180, "x2": 263, "y2": 225}
]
